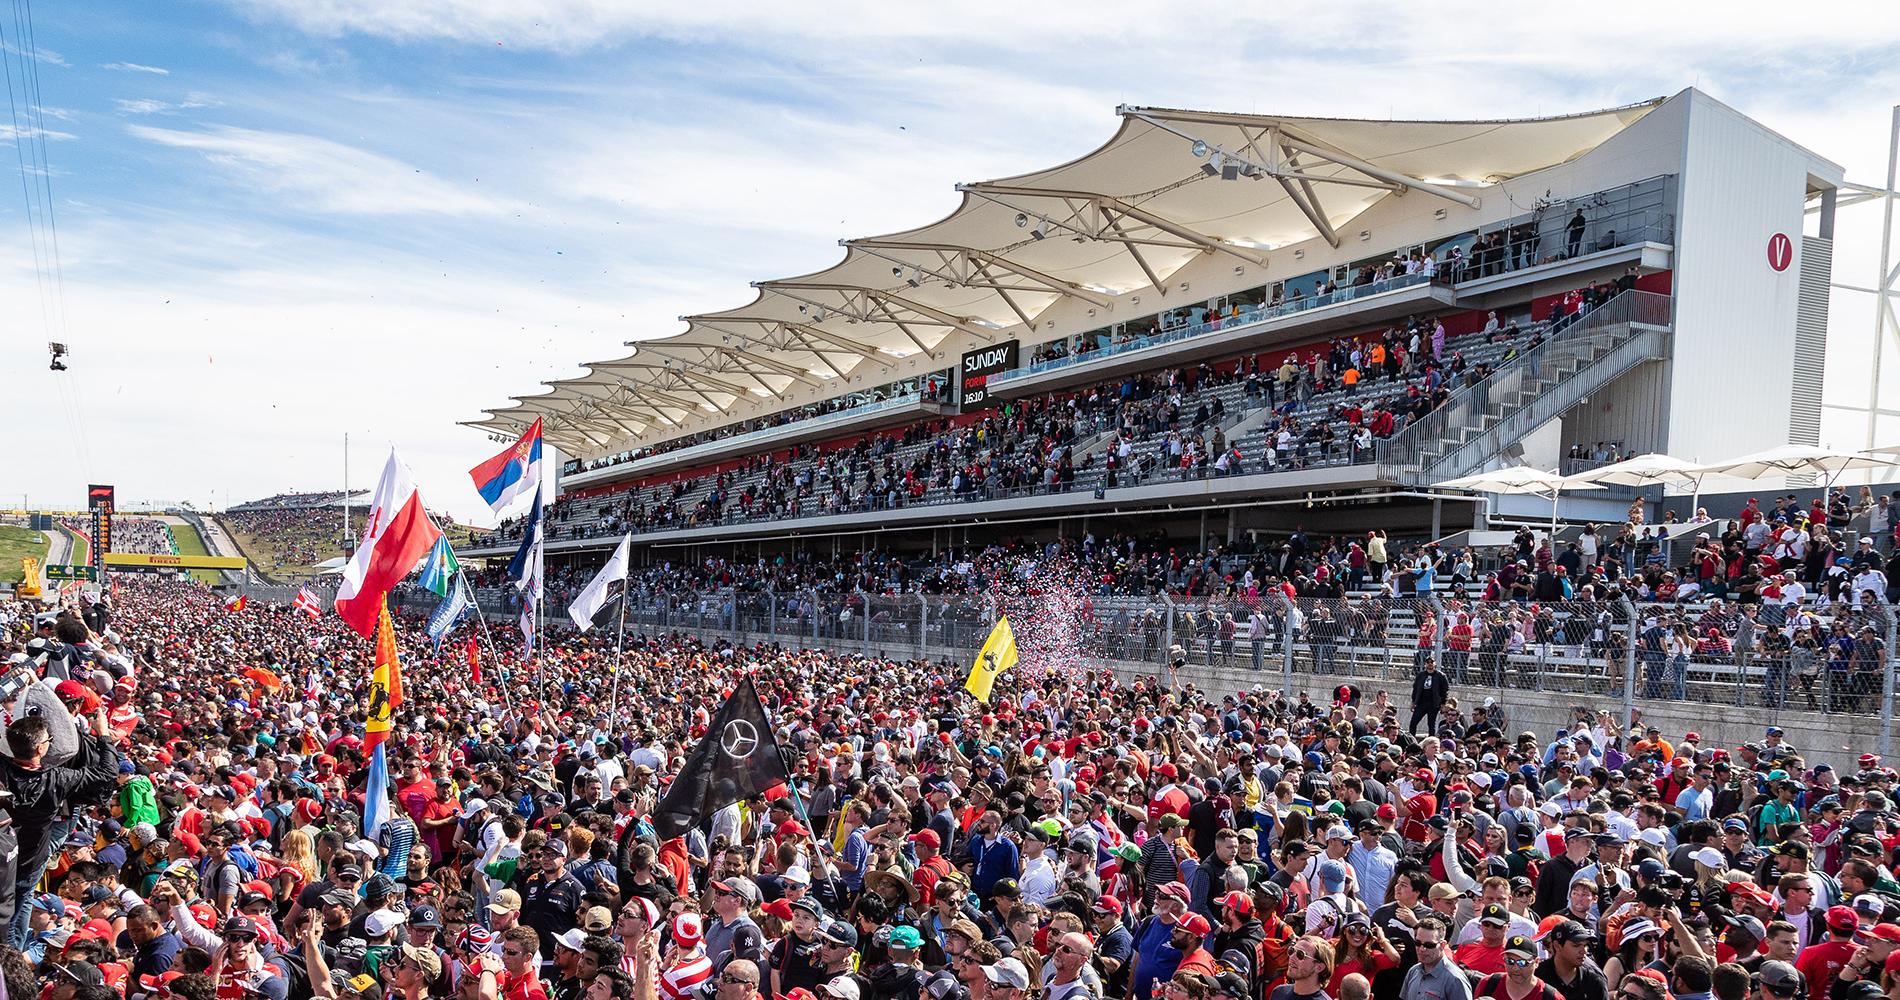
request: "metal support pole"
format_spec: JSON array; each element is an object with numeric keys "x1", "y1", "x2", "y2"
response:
[
  {"x1": 1619, "y1": 596, "x2": 1639, "y2": 734},
  {"x1": 1427, "y1": 593, "x2": 1447, "y2": 677},
  {"x1": 768, "y1": 585, "x2": 776, "y2": 639},
  {"x1": 1881, "y1": 591, "x2": 1897, "y2": 760},
  {"x1": 920, "y1": 596, "x2": 930, "y2": 662},
  {"x1": 1866, "y1": 105, "x2": 1900, "y2": 454},
  {"x1": 862, "y1": 589, "x2": 871, "y2": 659},
  {"x1": 1278, "y1": 591, "x2": 1296, "y2": 696}
]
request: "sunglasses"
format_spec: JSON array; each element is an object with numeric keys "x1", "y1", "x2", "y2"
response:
[
  {"x1": 1505, "y1": 958, "x2": 1533, "y2": 967},
  {"x1": 721, "y1": 975, "x2": 757, "y2": 987}
]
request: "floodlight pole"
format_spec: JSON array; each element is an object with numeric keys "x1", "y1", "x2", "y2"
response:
[{"x1": 1867, "y1": 106, "x2": 1899, "y2": 454}]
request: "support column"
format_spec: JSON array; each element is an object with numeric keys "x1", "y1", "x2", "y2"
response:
[{"x1": 1432, "y1": 498, "x2": 1443, "y2": 541}]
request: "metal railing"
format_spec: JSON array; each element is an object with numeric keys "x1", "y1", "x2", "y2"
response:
[
  {"x1": 1376, "y1": 290, "x2": 1673, "y2": 477},
  {"x1": 997, "y1": 272, "x2": 1446, "y2": 383},
  {"x1": 1440, "y1": 175, "x2": 1677, "y2": 281}
]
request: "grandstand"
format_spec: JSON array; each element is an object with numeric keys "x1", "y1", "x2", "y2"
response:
[
  {"x1": 221, "y1": 491, "x2": 490, "y2": 580},
  {"x1": 458, "y1": 89, "x2": 1845, "y2": 575},
  {"x1": 220, "y1": 491, "x2": 369, "y2": 578}
]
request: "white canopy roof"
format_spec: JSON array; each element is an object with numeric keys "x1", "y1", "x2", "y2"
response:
[{"x1": 468, "y1": 99, "x2": 1665, "y2": 456}]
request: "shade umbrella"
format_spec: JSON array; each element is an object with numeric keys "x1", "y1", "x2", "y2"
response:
[
  {"x1": 1568, "y1": 452, "x2": 1725, "y2": 517},
  {"x1": 1694, "y1": 444, "x2": 1893, "y2": 480},
  {"x1": 1434, "y1": 464, "x2": 1604, "y2": 542}
]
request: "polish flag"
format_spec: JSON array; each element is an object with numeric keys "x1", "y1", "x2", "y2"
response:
[{"x1": 335, "y1": 449, "x2": 443, "y2": 638}]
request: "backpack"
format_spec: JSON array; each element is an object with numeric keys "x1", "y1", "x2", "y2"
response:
[
  {"x1": 227, "y1": 843, "x2": 263, "y2": 880},
  {"x1": 1304, "y1": 893, "x2": 1363, "y2": 938}
]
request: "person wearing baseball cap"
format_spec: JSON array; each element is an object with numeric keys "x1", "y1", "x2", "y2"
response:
[
  {"x1": 1132, "y1": 884, "x2": 1193, "y2": 1000},
  {"x1": 1170, "y1": 913, "x2": 1218, "y2": 979},
  {"x1": 662, "y1": 914, "x2": 714, "y2": 999},
  {"x1": 1798, "y1": 906, "x2": 1861, "y2": 992},
  {"x1": 1089, "y1": 895, "x2": 1134, "y2": 995}
]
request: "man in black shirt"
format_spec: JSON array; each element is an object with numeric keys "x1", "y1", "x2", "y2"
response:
[{"x1": 1536, "y1": 920, "x2": 1608, "y2": 1000}]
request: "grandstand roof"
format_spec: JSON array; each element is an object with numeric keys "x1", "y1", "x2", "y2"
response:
[{"x1": 467, "y1": 98, "x2": 1664, "y2": 456}]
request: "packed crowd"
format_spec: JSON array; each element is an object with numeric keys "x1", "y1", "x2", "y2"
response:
[
  {"x1": 5, "y1": 570, "x2": 1900, "y2": 1000},
  {"x1": 489, "y1": 278, "x2": 1635, "y2": 548},
  {"x1": 218, "y1": 509, "x2": 362, "y2": 572},
  {"x1": 110, "y1": 520, "x2": 178, "y2": 558}
]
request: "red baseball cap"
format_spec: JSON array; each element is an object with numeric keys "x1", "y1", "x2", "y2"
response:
[
  {"x1": 1827, "y1": 905, "x2": 1860, "y2": 931},
  {"x1": 908, "y1": 830, "x2": 941, "y2": 849},
  {"x1": 1090, "y1": 896, "x2": 1124, "y2": 915},
  {"x1": 1177, "y1": 913, "x2": 1212, "y2": 937},
  {"x1": 1216, "y1": 891, "x2": 1253, "y2": 915},
  {"x1": 1376, "y1": 804, "x2": 1397, "y2": 820}
]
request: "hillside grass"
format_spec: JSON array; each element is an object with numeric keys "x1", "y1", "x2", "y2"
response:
[
  {"x1": 0, "y1": 525, "x2": 50, "y2": 584},
  {"x1": 166, "y1": 522, "x2": 224, "y2": 584}
]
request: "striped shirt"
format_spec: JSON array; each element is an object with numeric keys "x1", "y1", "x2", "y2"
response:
[{"x1": 660, "y1": 951, "x2": 714, "y2": 1000}]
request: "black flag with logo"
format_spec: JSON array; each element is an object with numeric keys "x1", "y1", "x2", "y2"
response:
[{"x1": 651, "y1": 674, "x2": 788, "y2": 841}]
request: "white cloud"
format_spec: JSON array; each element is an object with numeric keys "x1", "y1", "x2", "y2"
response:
[
  {"x1": 126, "y1": 124, "x2": 498, "y2": 216},
  {"x1": 115, "y1": 93, "x2": 221, "y2": 115},
  {"x1": 104, "y1": 62, "x2": 169, "y2": 74}
]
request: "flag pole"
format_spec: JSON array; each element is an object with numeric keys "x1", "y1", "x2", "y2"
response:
[
  {"x1": 458, "y1": 564, "x2": 513, "y2": 714},
  {"x1": 758, "y1": 673, "x2": 835, "y2": 879},
  {"x1": 608, "y1": 579, "x2": 630, "y2": 724}
]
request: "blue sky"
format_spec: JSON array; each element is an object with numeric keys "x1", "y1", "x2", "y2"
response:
[{"x1": 3, "y1": 1, "x2": 1899, "y2": 523}]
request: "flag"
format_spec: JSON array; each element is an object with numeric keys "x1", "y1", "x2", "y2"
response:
[
  {"x1": 418, "y1": 535, "x2": 460, "y2": 597},
  {"x1": 336, "y1": 449, "x2": 443, "y2": 639},
  {"x1": 426, "y1": 575, "x2": 476, "y2": 652},
  {"x1": 466, "y1": 634, "x2": 481, "y2": 688},
  {"x1": 651, "y1": 675, "x2": 789, "y2": 840},
  {"x1": 469, "y1": 418, "x2": 545, "y2": 514},
  {"x1": 507, "y1": 486, "x2": 544, "y2": 651},
  {"x1": 364, "y1": 741, "x2": 392, "y2": 844},
  {"x1": 223, "y1": 594, "x2": 249, "y2": 613},
  {"x1": 568, "y1": 535, "x2": 630, "y2": 632},
  {"x1": 966, "y1": 616, "x2": 1018, "y2": 702},
  {"x1": 292, "y1": 584, "x2": 322, "y2": 620},
  {"x1": 365, "y1": 605, "x2": 405, "y2": 752}
]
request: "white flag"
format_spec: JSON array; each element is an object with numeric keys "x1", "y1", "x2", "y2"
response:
[{"x1": 569, "y1": 535, "x2": 631, "y2": 632}]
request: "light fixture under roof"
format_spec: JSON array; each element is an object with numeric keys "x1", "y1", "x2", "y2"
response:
[{"x1": 1190, "y1": 139, "x2": 1209, "y2": 158}]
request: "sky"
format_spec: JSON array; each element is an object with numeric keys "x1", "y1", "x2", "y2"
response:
[{"x1": 2, "y1": 1, "x2": 1899, "y2": 525}]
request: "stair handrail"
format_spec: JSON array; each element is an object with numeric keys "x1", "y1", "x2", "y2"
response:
[{"x1": 1374, "y1": 290, "x2": 1673, "y2": 475}]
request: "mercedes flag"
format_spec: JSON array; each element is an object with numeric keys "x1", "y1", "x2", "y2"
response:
[
  {"x1": 568, "y1": 534, "x2": 630, "y2": 632},
  {"x1": 651, "y1": 674, "x2": 788, "y2": 841}
]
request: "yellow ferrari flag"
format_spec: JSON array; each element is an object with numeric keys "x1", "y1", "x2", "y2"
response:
[
  {"x1": 966, "y1": 616, "x2": 1018, "y2": 702},
  {"x1": 365, "y1": 604, "x2": 405, "y2": 751}
]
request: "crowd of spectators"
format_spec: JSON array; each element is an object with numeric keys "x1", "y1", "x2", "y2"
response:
[{"x1": 4, "y1": 568, "x2": 1900, "y2": 1000}]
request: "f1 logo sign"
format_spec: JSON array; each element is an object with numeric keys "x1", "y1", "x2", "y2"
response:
[{"x1": 1767, "y1": 233, "x2": 1793, "y2": 272}]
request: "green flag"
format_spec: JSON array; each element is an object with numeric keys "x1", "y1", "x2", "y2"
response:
[{"x1": 418, "y1": 534, "x2": 459, "y2": 597}]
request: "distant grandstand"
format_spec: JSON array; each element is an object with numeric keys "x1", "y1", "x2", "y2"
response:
[
  {"x1": 458, "y1": 88, "x2": 1845, "y2": 579},
  {"x1": 220, "y1": 491, "x2": 367, "y2": 578},
  {"x1": 221, "y1": 491, "x2": 487, "y2": 579}
]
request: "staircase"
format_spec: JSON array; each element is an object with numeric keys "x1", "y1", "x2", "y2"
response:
[{"x1": 1377, "y1": 290, "x2": 1673, "y2": 485}]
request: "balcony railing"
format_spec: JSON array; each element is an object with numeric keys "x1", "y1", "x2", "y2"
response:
[{"x1": 993, "y1": 271, "x2": 1446, "y2": 385}]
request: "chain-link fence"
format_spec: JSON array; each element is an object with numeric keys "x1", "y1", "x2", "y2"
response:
[{"x1": 233, "y1": 579, "x2": 1898, "y2": 731}]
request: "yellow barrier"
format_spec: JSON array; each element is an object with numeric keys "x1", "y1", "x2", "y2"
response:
[{"x1": 104, "y1": 552, "x2": 247, "y2": 569}]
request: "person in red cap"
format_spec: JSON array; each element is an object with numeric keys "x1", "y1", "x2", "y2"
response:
[
  {"x1": 1171, "y1": 912, "x2": 1218, "y2": 979},
  {"x1": 1796, "y1": 906, "x2": 1862, "y2": 1000},
  {"x1": 907, "y1": 829, "x2": 951, "y2": 905}
]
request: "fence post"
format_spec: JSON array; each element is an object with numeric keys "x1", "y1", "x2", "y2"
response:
[
  {"x1": 1162, "y1": 593, "x2": 1176, "y2": 664},
  {"x1": 920, "y1": 595, "x2": 930, "y2": 663},
  {"x1": 1618, "y1": 596, "x2": 1639, "y2": 734},
  {"x1": 810, "y1": 589, "x2": 819, "y2": 643},
  {"x1": 768, "y1": 585, "x2": 776, "y2": 640},
  {"x1": 1881, "y1": 592, "x2": 1897, "y2": 760},
  {"x1": 861, "y1": 589, "x2": 871, "y2": 660},
  {"x1": 1427, "y1": 593, "x2": 1448, "y2": 680},
  {"x1": 1276, "y1": 590, "x2": 1296, "y2": 697}
]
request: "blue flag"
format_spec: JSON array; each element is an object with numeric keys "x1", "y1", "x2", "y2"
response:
[
  {"x1": 426, "y1": 575, "x2": 476, "y2": 653},
  {"x1": 418, "y1": 535, "x2": 459, "y2": 597},
  {"x1": 364, "y1": 741, "x2": 392, "y2": 844}
]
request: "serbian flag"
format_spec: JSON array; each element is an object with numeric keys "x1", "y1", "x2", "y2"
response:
[
  {"x1": 335, "y1": 449, "x2": 442, "y2": 638},
  {"x1": 292, "y1": 584, "x2": 322, "y2": 620},
  {"x1": 223, "y1": 594, "x2": 248, "y2": 613},
  {"x1": 364, "y1": 604, "x2": 405, "y2": 752},
  {"x1": 469, "y1": 418, "x2": 544, "y2": 514}
]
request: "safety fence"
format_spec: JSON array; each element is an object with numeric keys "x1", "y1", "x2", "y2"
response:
[{"x1": 237, "y1": 579, "x2": 1898, "y2": 731}]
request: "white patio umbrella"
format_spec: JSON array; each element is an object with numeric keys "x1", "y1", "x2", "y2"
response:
[
  {"x1": 1434, "y1": 464, "x2": 1605, "y2": 542},
  {"x1": 1567, "y1": 452, "x2": 1725, "y2": 515},
  {"x1": 1694, "y1": 444, "x2": 1893, "y2": 480}
]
